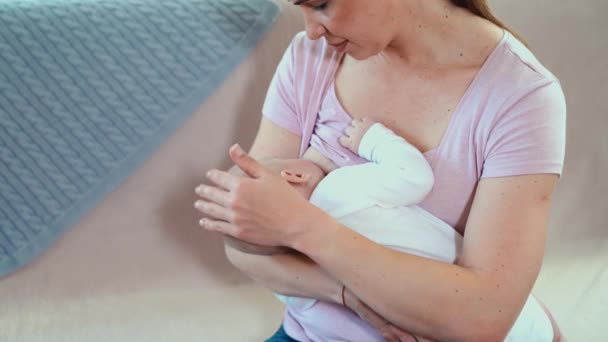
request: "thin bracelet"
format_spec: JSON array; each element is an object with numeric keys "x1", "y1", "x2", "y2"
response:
[{"x1": 341, "y1": 284, "x2": 418, "y2": 342}]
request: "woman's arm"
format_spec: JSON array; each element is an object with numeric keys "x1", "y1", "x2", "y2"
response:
[
  {"x1": 217, "y1": 118, "x2": 352, "y2": 303},
  {"x1": 216, "y1": 118, "x2": 416, "y2": 342},
  {"x1": 221, "y1": 118, "x2": 339, "y2": 299},
  {"x1": 202, "y1": 143, "x2": 557, "y2": 340},
  {"x1": 227, "y1": 245, "x2": 418, "y2": 342},
  {"x1": 293, "y1": 174, "x2": 558, "y2": 341},
  {"x1": 225, "y1": 245, "x2": 341, "y2": 302}
]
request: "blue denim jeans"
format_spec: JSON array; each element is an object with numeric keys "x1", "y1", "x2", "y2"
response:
[{"x1": 265, "y1": 324, "x2": 299, "y2": 342}]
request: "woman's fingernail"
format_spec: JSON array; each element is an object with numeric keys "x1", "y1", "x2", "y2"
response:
[
  {"x1": 195, "y1": 186, "x2": 203, "y2": 194},
  {"x1": 194, "y1": 200, "x2": 203, "y2": 209},
  {"x1": 199, "y1": 218, "x2": 206, "y2": 226},
  {"x1": 233, "y1": 144, "x2": 244, "y2": 156}
]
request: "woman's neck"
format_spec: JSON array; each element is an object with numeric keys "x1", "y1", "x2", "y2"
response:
[{"x1": 381, "y1": 0, "x2": 501, "y2": 69}]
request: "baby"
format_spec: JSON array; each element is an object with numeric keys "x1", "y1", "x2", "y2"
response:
[
  {"x1": 226, "y1": 118, "x2": 554, "y2": 342},
  {"x1": 223, "y1": 118, "x2": 453, "y2": 258}
]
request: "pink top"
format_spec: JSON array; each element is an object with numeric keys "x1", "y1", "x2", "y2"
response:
[{"x1": 262, "y1": 31, "x2": 566, "y2": 342}]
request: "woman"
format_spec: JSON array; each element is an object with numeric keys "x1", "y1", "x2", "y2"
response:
[{"x1": 194, "y1": 0, "x2": 566, "y2": 341}]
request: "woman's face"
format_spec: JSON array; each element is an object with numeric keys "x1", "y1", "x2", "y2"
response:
[{"x1": 293, "y1": 0, "x2": 399, "y2": 60}]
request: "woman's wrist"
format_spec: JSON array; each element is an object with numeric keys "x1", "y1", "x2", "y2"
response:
[
  {"x1": 289, "y1": 207, "x2": 340, "y2": 255},
  {"x1": 342, "y1": 286, "x2": 357, "y2": 310},
  {"x1": 328, "y1": 281, "x2": 345, "y2": 306}
]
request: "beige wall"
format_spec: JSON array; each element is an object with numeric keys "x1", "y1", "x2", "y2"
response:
[
  {"x1": 491, "y1": 0, "x2": 608, "y2": 234},
  {"x1": 491, "y1": 1, "x2": 607, "y2": 339}
]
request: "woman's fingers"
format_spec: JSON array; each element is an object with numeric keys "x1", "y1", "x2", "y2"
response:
[
  {"x1": 199, "y1": 217, "x2": 238, "y2": 235},
  {"x1": 390, "y1": 326, "x2": 420, "y2": 342},
  {"x1": 382, "y1": 324, "x2": 420, "y2": 342},
  {"x1": 197, "y1": 143, "x2": 320, "y2": 248},
  {"x1": 380, "y1": 327, "x2": 401, "y2": 342},
  {"x1": 195, "y1": 184, "x2": 232, "y2": 207},
  {"x1": 228, "y1": 144, "x2": 269, "y2": 179},
  {"x1": 344, "y1": 287, "x2": 417, "y2": 342},
  {"x1": 206, "y1": 169, "x2": 241, "y2": 191},
  {"x1": 348, "y1": 295, "x2": 400, "y2": 341},
  {"x1": 194, "y1": 200, "x2": 233, "y2": 222}
]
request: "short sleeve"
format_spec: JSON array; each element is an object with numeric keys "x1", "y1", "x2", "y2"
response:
[
  {"x1": 482, "y1": 80, "x2": 567, "y2": 178},
  {"x1": 261, "y1": 36, "x2": 302, "y2": 136}
]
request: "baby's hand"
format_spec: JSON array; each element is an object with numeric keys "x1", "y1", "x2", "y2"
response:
[{"x1": 339, "y1": 117, "x2": 377, "y2": 154}]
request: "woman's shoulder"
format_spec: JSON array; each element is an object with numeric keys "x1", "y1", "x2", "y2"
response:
[
  {"x1": 262, "y1": 32, "x2": 343, "y2": 144},
  {"x1": 475, "y1": 31, "x2": 565, "y2": 119},
  {"x1": 468, "y1": 33, "x2": 567, "y2": 178},
  {"x1": 503, "y1": 32, "x2": 560, "y2": 83},
  {"x1": 482, "y1": 32, "x2": 561, "y2": 92}
]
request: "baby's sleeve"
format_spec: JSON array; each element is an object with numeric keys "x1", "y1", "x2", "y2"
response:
[
  {"x1": 311, "y1": 124, "x2": 434, "y2": 216},
  {"x1": 482, "y1": 80, "x2": 567, "y2": 178},
  {"x1": 261, "y1": 35, "x2": 303, "y2": 136},
  {"x1": 356, "y1": 123, "x2": 435, "y2": 206}
]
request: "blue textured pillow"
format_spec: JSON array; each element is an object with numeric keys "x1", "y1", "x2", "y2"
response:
[{"x1": 0, "y1": 0, "x2": 280, "y2": 276}]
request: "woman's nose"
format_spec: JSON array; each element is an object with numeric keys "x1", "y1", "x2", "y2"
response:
[{"x1": 303, "y1": 14, "x2": 326, "y2": 40}]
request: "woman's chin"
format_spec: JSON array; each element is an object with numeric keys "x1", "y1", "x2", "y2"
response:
[
  {"x1": 348, "y1": 51, "x2": 372, "y2": 61},
  {"x1": 345, "y1": 47, "x2": 377, "y2": 61}
]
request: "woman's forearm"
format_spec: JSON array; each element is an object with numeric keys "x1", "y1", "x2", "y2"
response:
[
  {"x1": 294, "y1": 214, "x2": 516, "y2": 342},
  {"x1": 224, "y1": 244, "x2": 342, "y2": 304},
  {"x1": 221, "y1": 165, "x2": 341, "y2": 304},
  {"x1": 223, "y1": 235, "x2": 294, "y2": 255}
]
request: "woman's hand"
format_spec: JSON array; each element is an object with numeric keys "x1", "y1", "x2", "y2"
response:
[
  {"x1": 195, "y1": 144, "x2": 323, "y2": 248},
  {"x1": 343, "y1": 287, "x2": 421, "y2": 342}
]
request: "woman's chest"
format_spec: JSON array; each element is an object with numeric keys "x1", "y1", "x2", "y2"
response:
[
  {"x1": 311, "y1": 71, "x2": 483, "y2": 232},
  {"x1": 333, "y1": 60, "x2": 477, "y2": 153}
]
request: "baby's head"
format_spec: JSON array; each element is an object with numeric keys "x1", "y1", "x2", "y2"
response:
[{"x1": 260, "y1": 158, "x2": 325, "y2": 199}]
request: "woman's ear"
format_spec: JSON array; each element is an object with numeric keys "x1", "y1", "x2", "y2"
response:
[{"x1": 280, "y1": 169, "x2": 310, "y2": 184}]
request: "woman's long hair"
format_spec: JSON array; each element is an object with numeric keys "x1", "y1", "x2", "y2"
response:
[{"x1": 450, "y1": 0, "x2": 527, "y2": 45}]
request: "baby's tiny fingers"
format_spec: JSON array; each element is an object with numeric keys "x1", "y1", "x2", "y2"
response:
[
  {"x1": 339, "y1": 135, "x2": 350, "y2": 147},
  {"x1": 344, "y1": 124, "x2": 356, "y2": 137}
]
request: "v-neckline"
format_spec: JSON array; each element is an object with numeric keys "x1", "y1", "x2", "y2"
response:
[
  {"x1": 422, "y1": 30, "x2": 509, "y2": 159},
  {"x1": 329, "y1": 30, "x2": 509, "y2": 161}
]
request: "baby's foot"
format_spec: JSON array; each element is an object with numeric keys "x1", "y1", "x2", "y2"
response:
[{"x1": 339, "y1": 117, "x2": 378, "y2": 154}]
